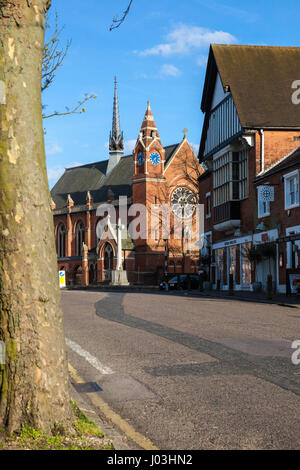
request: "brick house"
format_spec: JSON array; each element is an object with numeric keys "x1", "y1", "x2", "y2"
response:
[
  {"x1": 51, "y1": 80, "x2": 201, "y2": 286},
  {"x1": 254, "y1": 147, "x2": 300, "y2": 294},
  {"x1": 198, "y1": 44, "x2": 300, "y2": 293}
]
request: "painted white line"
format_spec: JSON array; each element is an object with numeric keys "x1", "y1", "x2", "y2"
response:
[{"x1": 66, "y1": 338, "x2": 114, "y2": 375}]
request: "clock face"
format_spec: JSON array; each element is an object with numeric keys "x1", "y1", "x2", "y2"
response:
[
  {"x1": 137, "y1": 152, "x2": 144, "y2": 166},
  {"x1": 149, "y1": 152, "x2": 161, "y2": 166},
  {"x1": 171, "y1": 187, "x2": 197, "y2": 219}
]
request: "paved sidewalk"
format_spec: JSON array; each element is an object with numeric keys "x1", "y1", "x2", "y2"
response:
[
  {"x1": 190, "y1": 289, "x2": 300, "y2": 308},
  {"x1": 70, "y1": 377, "x2": 137, "y2": 450}
]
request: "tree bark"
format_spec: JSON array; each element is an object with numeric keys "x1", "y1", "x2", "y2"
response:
[{"x1": 0, "y1": 0, "x2": 72, "y2": 434}]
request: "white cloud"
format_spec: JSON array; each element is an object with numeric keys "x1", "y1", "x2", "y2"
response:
[
  {"x1": 160, "y1": 64, "x2": 182, "y2": 77},
  {"x1": 47, "y1": 162, "x2": 84, "y2": 188},
  {"x1": 46, "y1": 143, "x2": 62, "y2": 156},
  {"x1": 196, "y1": 55, "x2": 208, "y2": 67},
  {"x1": 137, "y1": 24, "x2": 237, "y2": 57},
  {"x1": 124, "y1": 139, "x2": 136, "y2": 155},
  {"x1": 47, "y1": 166, "x2": 65, "y2": 188}
]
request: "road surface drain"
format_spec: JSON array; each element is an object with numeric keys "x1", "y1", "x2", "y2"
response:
[{"x1": 73, "y1": 382, "x2": 103, "y2": 393}]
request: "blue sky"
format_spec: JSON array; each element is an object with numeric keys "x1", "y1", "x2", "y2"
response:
[{"x1": 45, "y1": 0, "x2": 300, "y2": 188}]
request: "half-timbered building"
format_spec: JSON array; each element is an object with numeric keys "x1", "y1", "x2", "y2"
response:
[{"x1": 198, "y1": 44, "x2": 300, "y2": 293}]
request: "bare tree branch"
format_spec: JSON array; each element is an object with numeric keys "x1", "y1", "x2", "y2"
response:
[
  {"x1": 42, "y1": 12, "x2": 96, "y2": 119},
  {"x1": 110, "y1": 0, "x2": 133, "y2": 30},
  {"x1": 42, "y1": 94, "x2": 97, "y2": 119},
  {"x1": 42, "y1": 11, "x2": 71, "y2": 92}
]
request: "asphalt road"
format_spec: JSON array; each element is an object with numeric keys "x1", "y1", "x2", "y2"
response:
[{"x1": 62, "y1": 289, "x2": 300, "y2": 450}]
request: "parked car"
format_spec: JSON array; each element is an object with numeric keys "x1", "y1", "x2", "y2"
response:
[{"x1": 159, "y1": 274, "x2": 202, "y2": 291}]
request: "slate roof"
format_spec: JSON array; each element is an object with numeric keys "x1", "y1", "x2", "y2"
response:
[
  {"x1": 201, "y1": 44, "x2": 300, "y2": 129},
  {"x1": 51, "y1": 144, "x2": 179, "y2": 210},
  {"x1": 255, "y1": 146, "x2": 300, "y2": 181},
  {"x1": 164, "y1": 143, "x2": 179, "y2": 165}
]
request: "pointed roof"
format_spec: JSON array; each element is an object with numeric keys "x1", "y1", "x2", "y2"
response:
[
  {"x1": 201, "y1": 44, "x2": 300, "y2": 129},
  {"x1": 255, "y1": 146, "x2": 300, "y2": 181},
  {"x1": 109, "y1": 77, "x2": 124, "y2": 151},
  {"x1": 138, "y1": 100, "x2": 162, "y2": 148},
  {"x1": 140, "y1": 100, "x2": 156, "y2": 129}
]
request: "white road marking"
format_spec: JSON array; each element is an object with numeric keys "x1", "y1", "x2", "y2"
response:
[{"x1": 66, "y1": 338, "x2": 114, "y2": 375}]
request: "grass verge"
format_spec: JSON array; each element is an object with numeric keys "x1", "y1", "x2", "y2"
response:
[{"x1": 0, "y1": 400, "x2": 114, "y2": 450}]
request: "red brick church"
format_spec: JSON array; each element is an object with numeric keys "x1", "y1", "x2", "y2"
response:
[{"x1": 51, "y1": 79, "x2": 201, "y2": 286}]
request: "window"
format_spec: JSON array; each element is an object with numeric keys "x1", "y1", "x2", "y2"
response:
[
  {"x1": 228, "y1": 246, "x2": 236, "y2": 278},
  {"x1": 284, "y1": 170, "x2": 299, "y2": 209},
  {"x1": 257, "y1": 189, "x2": 270, "y2": 218},
  {"x1": 58, "y1": 225, "x2": 66, "y2": 258},
  {"x1": 258, "y1": 199, "x2": 270, "y2": 218},
  {"x1": 76, "y1": 222, "x2": 85, "y2": 256},
  {"x1": 215, "y1": 248, "x2": 224, "y2": 284},
  {"x1": 200, "y1": 233, "x2": 212, "y2": 258},
  {"x1": 213, "y1": 149, "x2": 248, "y2": 206},
  {"x1": 104, "y1": 243, "x2": 114, "y2": 270},
  {"x1": 206, "y1": 193, "x2": 211, "y2": 218}
]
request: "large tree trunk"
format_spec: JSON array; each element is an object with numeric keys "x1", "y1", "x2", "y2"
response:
[{"x1": 0, "y1": 0, "x2": 72, "y2": 434}]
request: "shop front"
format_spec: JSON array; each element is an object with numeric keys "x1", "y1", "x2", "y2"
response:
[
  {"x1": 213, "y1": 235, "x2": 253, "y2": 291},
  {"x1": 277, "y1": 226, "x2": 300, "y2": 295},
  {"x1": 252, "y1": 229, "x2": 278, "y2": 292}
]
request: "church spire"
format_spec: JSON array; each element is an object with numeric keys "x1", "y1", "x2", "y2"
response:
[
  {"x1": 109, "y1": 76, "x2": 124, "y2": 152},
  {"x1": 138, "y1": 99, "x2": 162, "y2": 147},
  {"x1": 133, "y1": 100, "x2": 165, "y2": 178},
  {"x1": 107, "y1": 77, "x2": 124, "y2": 175}
]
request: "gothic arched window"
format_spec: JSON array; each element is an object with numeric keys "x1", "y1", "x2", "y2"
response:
[
  {"x1": 104, "y1": 243, "x2": 114, "y2": 270},
  {"x1": 76, "y1": 222, "x2": 85, "y2": 256},
  {"x1": 58, "y1": 225, "x2": 66, "y2": 258}
]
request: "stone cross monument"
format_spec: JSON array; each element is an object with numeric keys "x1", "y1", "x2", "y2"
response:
[{"x1": 111, "y1": 218, "x2": 129, "y2": 286}]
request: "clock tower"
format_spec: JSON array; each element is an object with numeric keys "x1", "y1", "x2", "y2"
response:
[
  {"x1": 132, "y1": 101, "x2": 167, "y2": 251},
  {"x1": 133, "y1": 101, "x2": 165, "y2": 179}
]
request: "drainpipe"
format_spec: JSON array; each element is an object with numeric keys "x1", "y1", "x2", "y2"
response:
[{"x1": 259, "y1": 129, "x2": 264, "y2": 172}]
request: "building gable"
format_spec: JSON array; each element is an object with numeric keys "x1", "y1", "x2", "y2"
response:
[
  {"x1": 199, "y1": 44, "x2": 300, "y2": 161},
  {"x1": 211, "y1": 73, "x2": 230, "y2": 109},
  {"x1": 203, "y1": 94, "x2": 242, "y2": 159}
]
